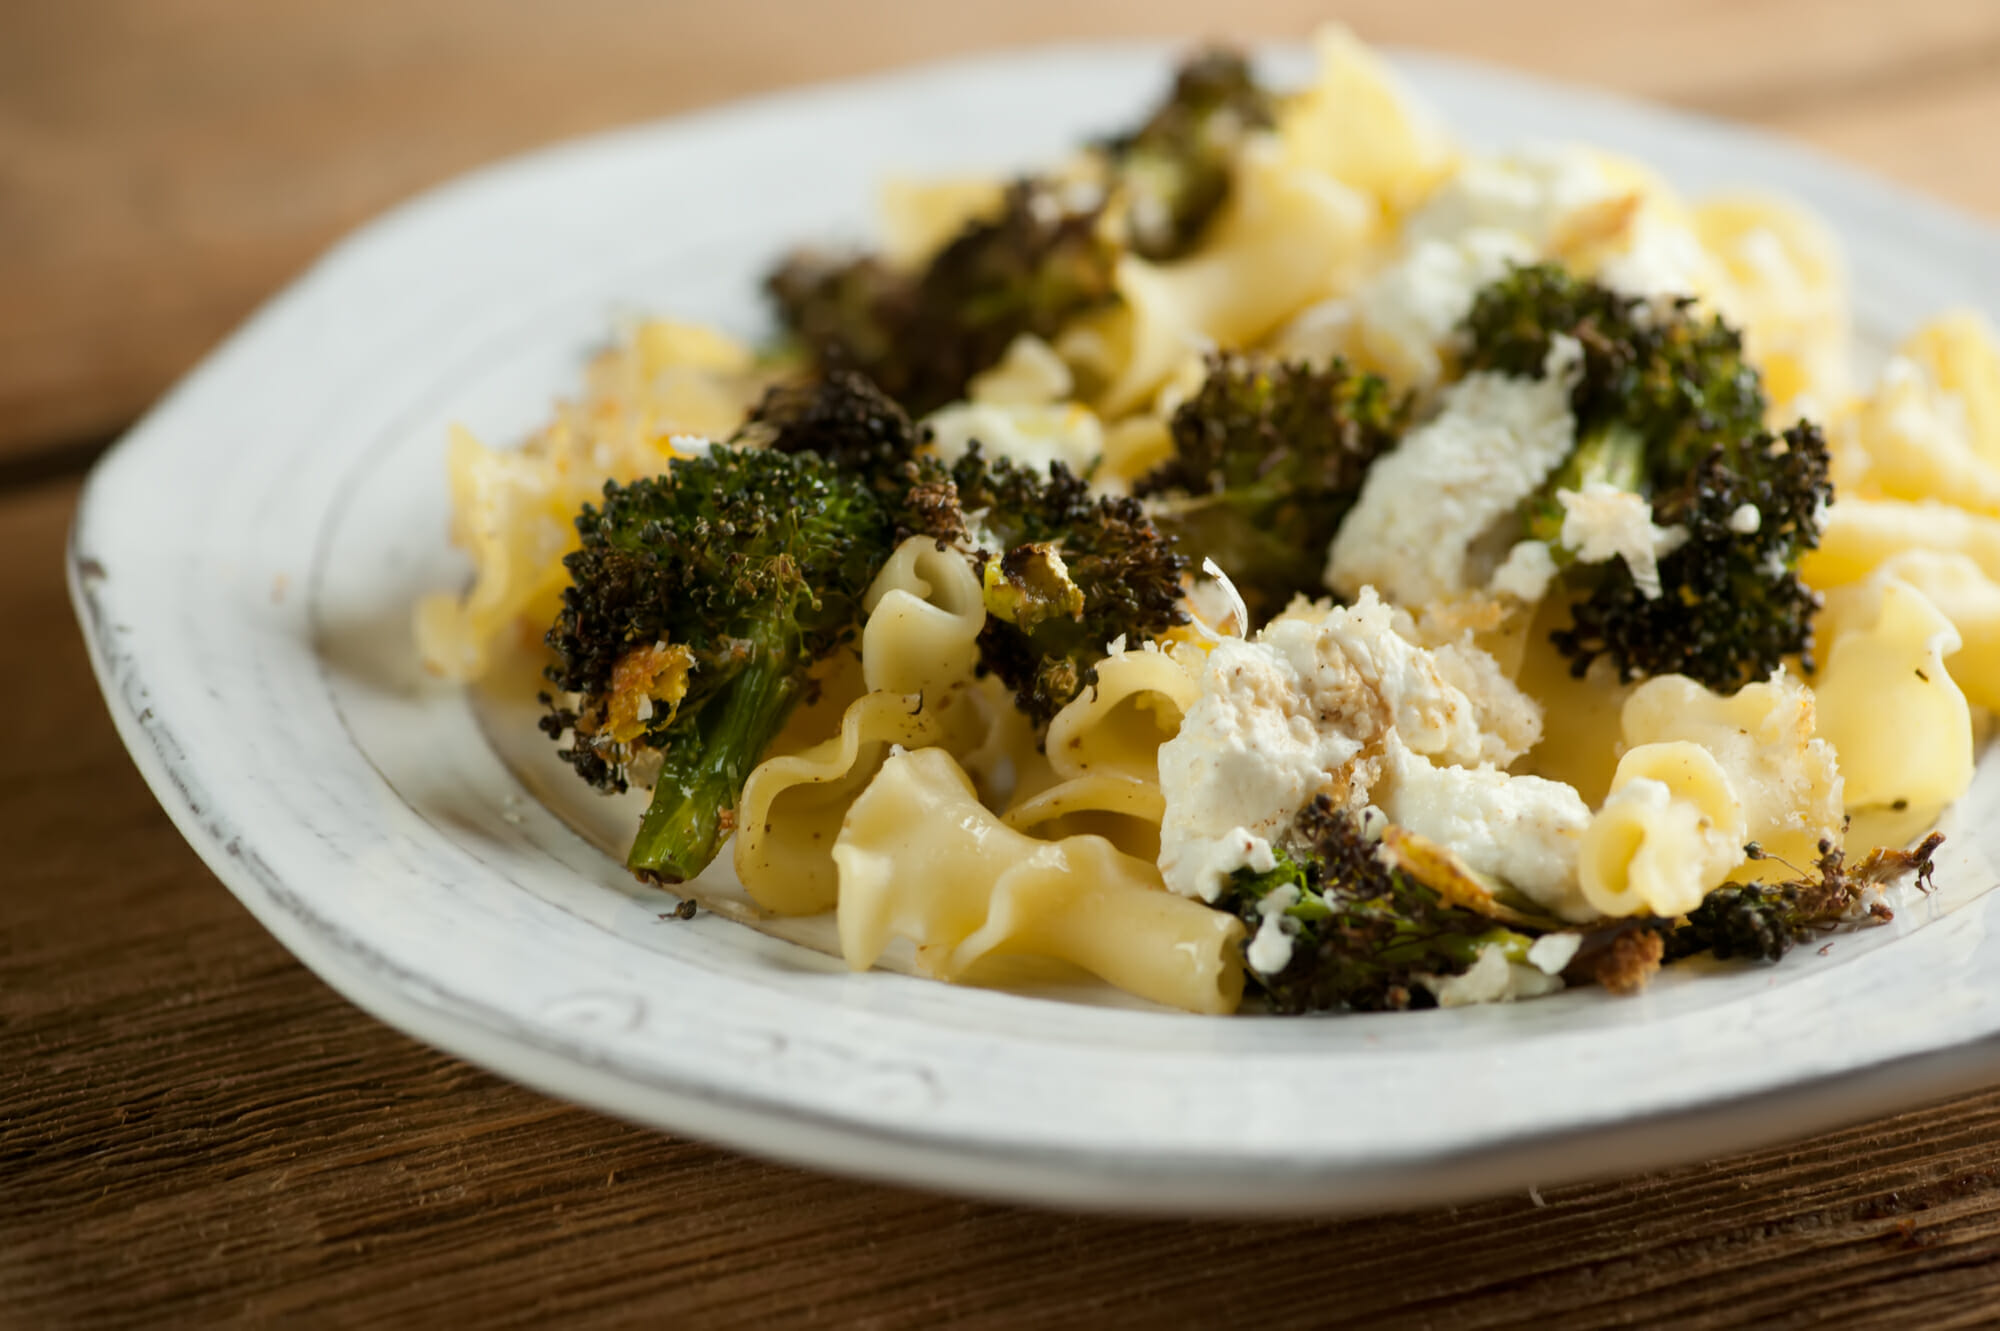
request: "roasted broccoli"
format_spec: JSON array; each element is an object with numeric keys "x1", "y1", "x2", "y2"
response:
[
  {"x1": 951, "y1": 445, "x2": 1189, "y2": 724},
  {"x1": 1553, "y1": 424, "x2": 1832, "y2": 687},
  {"x1": 1215, "y1": 797, "x2": 1536, "y2": 1013},
  {"x1": 765, "y1": 46, "x2": 1275, "y2": 411},
  {"x1": 1101, "y1": 46, "x2": 1276, "y2": 261},
  {"x1": 766, "y1": 178, "x2": 1118, "y2": 417},
  {"x1": 1462, "y1": 263, "x2": 1830, "y2": 690},
  {"x1": 736, "y1": 369, "x2": 967, "y2": 543},
  {"x1": 739, "y1": 367, "x2": 921, "y2": 474},
  {"x1": 1136, "y1": 351, "x2": 1407, "y2": 620},
  {"x1": 738, "y1": 371, "x2": 1186, "y2": 727},
  {"x1": 541, "y1": 446, "x2": 893, "y2": 882},
  {"x1": 1668, "y1": 833, "x2": 1943, "y2": 963}
]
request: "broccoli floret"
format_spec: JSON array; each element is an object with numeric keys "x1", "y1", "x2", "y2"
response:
[
  {"x1": 1462, "y1": 263, "x2": 1829, "y2": 691},
  {"x1": 1668, "y1": 833, "x2": 1943, "y2": 963},
  {"x1": 737, "y1": 370, "x2": 968, "y2": 545},
  {"x1": 1101, "y1": 46, "x2": 1276, "y2": 261},
  {"x1": 734, "y1": 370, "x2": 1185, "y2": 727},
  {"x1": 767, "y1": 178, "x2": 1118, "y2": 417},
  {"x1": 1214, "y1": 797, "x2": 1534, "y2": 1013},
  {"x1": 740, "y1": 367, "x2": 920, "y2": 474},
  {"x1": 541, "y1": 446, "x2": 892, "y2": 882},
  {"x1": 1136, "y1": 351, "x2": 1407, "y2": 620},
  {"x1": 1554, "y1": 424, "x2": 1832, "y2": 685},
  {"x1": 950, "y1": 446, "x2": 1189, "y2": 725}
]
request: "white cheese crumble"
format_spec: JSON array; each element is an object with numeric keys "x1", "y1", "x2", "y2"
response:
[
  {"x1": 1246, "y1": 882, "x2": 1301, "y2": 975},
  {"x1": 1352, "y1": 229, "x2": 1535, "y2": 387},
  {"x1": 1526, "y1": 932, "x2": 1582, "y2": 976},
  {"x1": 1379, "y1": 733, "x2": 1596, "y2": 921},
  {"x1": 1425, "y1": 944, "x2": 1565, "y2": 1007},
  {"x1": 1427, "y1": 635, "x2": 1545, "y2": 767},
  {"x1": 1595, "y1": 210, "x2": 1715, "y2": 302},
  {"x1": 924, "y1": 401, "x2": 1104, "y2": 479},
  {"x1": 1157, "y1": 590, "x2": 1518, "y2": 900},
  {"x1": 1402, "y1": 146, "x2": 1616, "y2": 249},
  {"x1": 1491, "y1": 538, "x2": 1558, "y2": 603},
  {"x1": 1729, "y1": 503, "x2": 1762, "y2": 535},
  {"x1": 1326, "y1": 336, "x2": 1582, "y2": 608},
  {"x1": 1556, "y1": 481, "x2": 1687, "y2": 599}
]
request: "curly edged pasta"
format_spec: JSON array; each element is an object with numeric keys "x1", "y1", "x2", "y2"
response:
[
  {"x1": 833, "y1": 747, "x2": 1245, "y2": 1014},
  {"x1": 1579, "y1": 741, "x2": 1747, "y2": 919},
  {"x1": 1619, "y1": 670, "x2": 1843, "y2": 880},
  {"x1": 734, "y1": 689, "x2": 941, "y2": 916},
  {"x1": 1812, "y1": 574, "x2": 1975, "y2": 817},
  {"x1": 417, "y1": 322, "x2": 766, "y2": 681},
  {"x1": 1002, "y1": 644, "x2": 1202, "y2": 861}
]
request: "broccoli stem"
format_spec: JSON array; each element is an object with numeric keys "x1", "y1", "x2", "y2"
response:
[
  {"x1": 625, "y1": 645, "x2": 804, "y2": 883},
  {"x1": 1524, "y1": 422, "x2": 1648, "y2": 547}
]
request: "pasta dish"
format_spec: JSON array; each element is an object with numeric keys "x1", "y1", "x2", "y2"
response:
[{"x1": 415, "y1": 29, "x2": 1995, "y2": 1016}]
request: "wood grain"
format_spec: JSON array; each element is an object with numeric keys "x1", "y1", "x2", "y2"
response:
[
  {"x1": 3, "y1": 0, "x2": 1999, "y2": 462},
  {"x1": 10, "y1": 473, "x2": 2000, "y2": 1326},
  {"x1": 12, "y1": 3, "x2": 2000, "y2": 1324}
]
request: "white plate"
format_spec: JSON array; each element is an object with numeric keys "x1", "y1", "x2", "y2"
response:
[{"x1": 71, "y1": 41, "x2": 2000, "y2": 1216}]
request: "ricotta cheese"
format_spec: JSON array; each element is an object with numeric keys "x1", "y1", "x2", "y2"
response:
[
  {"x1": 1556, "y1": 481, "x2": 1687, "y2": 599},
  {"x1": 1379, "y1": 733, "x2": 1596, "y2": 921},
  {"x1": 1326, "y1": 336, "x2": 1582, "y2": 608},
  {"x1": 1490, "y1": 538, "x2": 1558, "y2": 603},
  {"x1": 1353, "y1": 228, "x2": 1535, "y2": 387},
  {"x1": 1595, "y1": 210, "x2": 1718, "y2": 302},
  {"x1": 1246, "y1": 882, "x2": 1301, "y2": 975},
  {"x1": 1402, "y1": 146, "x2": 1616, "y2": 250},
  {"x1": 1425, "y1": 944, "x2": 1565, "y2": 1007},
  {"x1": 1157, "y1": 590, "x2": 1515, "y2": 900}
]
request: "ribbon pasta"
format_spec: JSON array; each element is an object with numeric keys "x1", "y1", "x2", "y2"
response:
[
  {"x1": 1813, "y1": 576, "x2": 1975, "y2": 816},
  {"x1": 833, "y1": 747, "x2": 1245, "y2": 1014},
  {"x1": 1579, "y1": 742, "x2": 1746, "y2": 919},
  {"x1": 1619, "y1": 670, "x2": 1843, "y2": 878},
  {"x1": 1003, "y1": 646, "x2": 1201, "y2": 860},
  {"x1": 1085, "y1": 137, "x2": 1375, "y2": 416}
]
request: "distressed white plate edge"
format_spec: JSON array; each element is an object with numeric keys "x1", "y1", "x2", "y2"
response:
[{"x1": 68, "y1": 40, "x2": 2000, "y2": 1215}]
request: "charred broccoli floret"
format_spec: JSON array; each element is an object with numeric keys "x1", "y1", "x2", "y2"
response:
[
  {"x1": 1136, "y1": 352, "x2": 1406, "y2": 620},
  {"x1": 1102, "y1": 46, "x2": 1276, "y2": 261},
  {"x1": 1668, "y1": 833, "x2": 1943, "y2": 963},
  {"x1": 541, "y1": 446, "x2": 892, "y2": 882},
  {"x1": 736, "y1": 370, "x2": 966, "y2": 544},
  {"x1": 1462, "y1": 263, "x2": 1829, "y2": 690},
  {"x1": 767, "y1": 178, "x2": 1118, "y2": 417},
  {"x1": 1463, "y1": 264, "x2": 1767, "y2": 520},
  {"x1": 1553, "y1": 424, "x2": 1832, "y2": 685},
  {"x1": 739, "y1": 367, "x2": 921, "y2": 474},
  {"x1": 1214, "y1": 797, "x2": 1534, "y2": 1013},
  {"x1": 951, "y1": 446, "x2": 1189, "y2": 724},
  {"x1": 765, "y1": 46, "x2": 1276, "y2": 411}
]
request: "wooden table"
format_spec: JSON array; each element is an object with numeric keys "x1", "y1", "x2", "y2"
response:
[{"x1": 9, "y1": 3, "x2": 2000, "y2": 1323}]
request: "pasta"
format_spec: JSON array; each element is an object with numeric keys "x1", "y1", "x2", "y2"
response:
[
  {"x1": 833, "y1": 747, "x2": 1244, "y2": 1014},
  {"x1": 423, "y1": 27, "x2": 1988, "y2": 1017},
  {"x1": 1579, "y1": 742, "x2": 1746, "y2": 918},
  {"x1": 1619, "y1": 671, "x2": 1843, "y2": 878},
  {"x1": 1084, "y1": 137, "x2": 1375, "y2": 415},
  {"x1": 1812, "y1": 576, "x2": 1974, "y2": 815},
  {"x1": 1003, "y1": 644, "x2": 1202, "y2": 860},
  {"x1": 734, "y1": 689, "x2": 939, "y2": 915}
]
